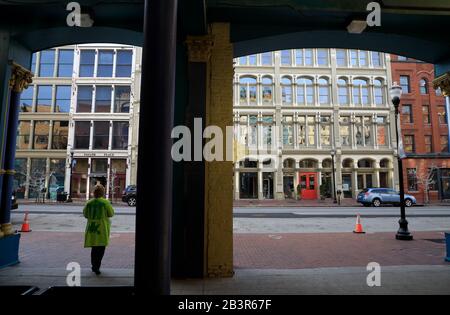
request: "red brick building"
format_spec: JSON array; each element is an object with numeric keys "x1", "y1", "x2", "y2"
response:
[{"x1": 391, "y1": 55, "x2": 450, "y2": 203}]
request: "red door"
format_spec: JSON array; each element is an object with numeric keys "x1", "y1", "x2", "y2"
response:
[{"x1": 299, "y1": 172, "x2": 317, "y2": 200}]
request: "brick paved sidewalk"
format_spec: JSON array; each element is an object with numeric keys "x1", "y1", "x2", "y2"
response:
[{"x1": 13, "y1": 230, "x2": 449, "y2": 270}]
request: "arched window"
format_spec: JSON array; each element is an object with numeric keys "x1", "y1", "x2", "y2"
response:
[
  {"x1": 353, "y1": 79, "x2": 369, "y2": 105},
  {"x1": 239, "y1": 158, "x2": 257, "y2": 168},
  {"x1": 338, "y1": 78, "x2": 349, "y2": 105},
  {"x1": 296, "y1": 77, "x2": 314, "y2": 105},
  {"x1": 239, "y1": 76, "x2": 257, "y2": 105},
  {"x1": 281, "y1": 77, "x2": 293, "y2": 105},
  {"x1": 318, "y1": 78, "x2": 330, "y2": 105},
  {"x1": 322, "y1": 159, "x2": 332, "y2": 168},
  {"x1": 261, "y1": 76, "x2": 273, "y2": 104},
  {"x1": 358, "y1": 159, "x2": 373, "y2": 168},
  {"x1": 342, "y1": 159, "x2": 354, "y2": 168},
  {"x1": 374, "y1": 79, "x2": 384, "y2": 105},
  {"x1": 299, "y1": 159, "x2": 318, "y2": 168},
  {"x1": 380, "y1": 159, "x2": 390, "y2": 168},
  {"x1": 283, "y1": 159, "x2": 296, "y2": 168},
  {"x1": 420, "y1": 79, "x2": 428, "y2": 95}
]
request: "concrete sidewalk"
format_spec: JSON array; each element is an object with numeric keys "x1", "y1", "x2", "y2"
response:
[{"x1": 0, "y1": 265, "x2": 449, "y2": 295}]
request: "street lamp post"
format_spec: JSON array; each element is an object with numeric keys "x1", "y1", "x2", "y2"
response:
[
  {"x1": 390, "y1": 82, "x2": 413, "y2": 241},
  {"x1": 331, "y1": 149, "x2": 337, "y2": 204},
  {"x1": 67, "y1": 150, "x2": 74, "y2": 203}
]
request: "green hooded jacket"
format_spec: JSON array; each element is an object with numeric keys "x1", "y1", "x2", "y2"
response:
[{"x1": 83, "y1": 198, "x2": 115, "y2": 248}]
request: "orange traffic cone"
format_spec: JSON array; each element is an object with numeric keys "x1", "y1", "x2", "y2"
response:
[
  {"x1": 353, "y1": 214, "x2": 365, "y2": 234},
  {"x1": 20, "y1": 212, "x2": 32, "y2": 233}
]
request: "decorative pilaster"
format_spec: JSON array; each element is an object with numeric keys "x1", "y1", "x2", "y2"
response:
[
  {"x1": 433, "y1": 72, "x2": 450, "y2": 96},
  {"x1": 186, "y1": 36, "x2": 214, "y2": 63}
]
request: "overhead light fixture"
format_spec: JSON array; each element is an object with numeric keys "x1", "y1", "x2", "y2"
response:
[{"x1": 347, "y1": 20, "x2": 367, "y2": 34}]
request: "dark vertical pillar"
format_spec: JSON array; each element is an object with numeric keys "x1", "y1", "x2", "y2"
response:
[
  {"x1": 0, "y1": 62, "x2": 32, "y2": 233},
  {"x1": 134, "y1": 0, "x2": 178, "y2": 295},
  {"x1": 184, "y1": 59, "x2": 207, "y2": 278},
  {"x1": 0, "y1": 31, "x2": 11, "y2": 227}
]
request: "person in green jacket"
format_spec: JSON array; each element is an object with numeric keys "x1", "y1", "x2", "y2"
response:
[{"x1": 83, "y1": 184, "x2": 115, "y2": 275}]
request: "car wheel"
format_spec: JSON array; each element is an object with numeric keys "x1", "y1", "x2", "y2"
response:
[
  {"x1": 127, "y1": 197, "x2": 137, "y2": 207},
  {"x1": 405, "y1": 199, "x2": 413, "y2": 207},
  {"x1": 372, "y1": 198, "x2": 381, "y2": 207}
]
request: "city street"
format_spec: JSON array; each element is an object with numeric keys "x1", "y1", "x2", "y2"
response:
[{"x1": 10, "y1": 204, "x2": 450, "y2": 234}]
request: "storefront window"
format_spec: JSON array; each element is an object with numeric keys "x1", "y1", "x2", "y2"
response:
[
  {"x1": 49, "y1": 159, "x2": 66, "y2": 200},
  {"x1": 29, "y1": 158, "x2": 47, "y2": 199},
  {"x1": 407, "y1": 168, "x2": 418, "y2": 191},
  {"x1": 13, "y1": 159, "x2": 27, "y2": 199}
]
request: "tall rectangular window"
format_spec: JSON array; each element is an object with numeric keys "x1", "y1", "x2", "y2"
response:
[
  {"x1": 339, "y1": 116, "x2": 351, "y2": 146},
  {"x1": 20, "y1": 86, "x2": 34, "y2": 112},
  {"x1": 36, "y1": 85, "x2": 52, "y2": 112},
  {"x1": 39, "y1": 50, "x2": 55, "y2": 77},
  {"x1": 116, "y1": 50, "x2": 133, "y2": 77},
  {"x1": 79, "y1": 50, "x2": 95, "y2": 77},
  {"x1": 371, "y1": 52, "x2": 382, "y2": 67},
  {"x1": 248, "y1": 55, "x2": 257, "y2": 65},
  {"x1": 401, "y1": 105, "x2": 413, "y2": 123},
  {"x1": 350, "y1": 50, "x2": 358, "y2": 66},
  {"x1": 57, "y1": 49, "x2": 74, "y2": 77},
  {"x1": 93, "y1": 121, "x2": 110, "y2": 150},
  {"x1": 295, "y1": 49, "x2": 303, "y2": 66},
  {"x1": 77, "y1": 86, "x2": 93, "y2": 113},
  {"x1": 261, "y1": 52, "x2": 272, "y2": 65},
  {"x1": 33, "y1": 121, "x2": 50, "y2": 149},
  {"x1": 376, "y1": 116, "x2": 388, "y2": 146},
  {"x1": 407, "y1": 168, "x2": 417, "y2": 191},
  {"x1": 404, "y1": 135, "x2": 415, "y2": 153},
  {"x1": 400, "y1": 75, "x2": 410, "y2": 93},
  {"x1": 52, "y1": 121, "x2": 69, "y2": 150},
  {"x1": 359, "y1": 51, "x2": 368, "y2": 66},
  {"x1": 336, "y1": 49, "x2": 347, "y2": 67},
  {"x1": 95, "y1": 86, "x2": 112, "y2": 113},
  {"x1": 304, "y1": 49, "x2": 313, "y2": 66},
  {"x1": 55, "y1": 86, "x2": 71, "y2": 113},
  {"x1": 424, "y1": 135, "x2": 433, "y2": 153},
  {"x1": 114, "y1": 86, "x2": 131, "y2": 113},
  {"x1": 97, "y1": 50, "x2": 114, "y2": 77},
  {"x1": 317, "y1": 49, "x2": 328, "y2": 66},
  {"x1": 282, "y1": 116, "x2": 293, "y2": 147},
  {"x1": 31, "y1": 53, "x2": 37, "y2": 74},
  {"x1": 441, "y1": 135, "x2": 449, "y2": 152},
  {"x1": 281, "y1": 50, "x2": 291, "y2": 66},
  {"x1": 112, "y1": 121, "x2": 129, "y2": 150},
  {"x1": 16, "y1": 121, "x2": 31, "y2": 150},
  {"x1": 422, "y1": 105, "x2": 431, "y2": 124},
  {"x1": 74, "y1": 121, "x2": 90, "y2": 149}
]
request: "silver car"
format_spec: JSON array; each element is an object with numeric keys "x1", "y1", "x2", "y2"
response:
[{"x1": 357, "y1": 188, "x2": 417, "y2": 207}]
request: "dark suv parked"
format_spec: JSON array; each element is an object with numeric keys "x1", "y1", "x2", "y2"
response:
[{"x1": 122, "y1": 185, "x2": 137, "y2": 207}]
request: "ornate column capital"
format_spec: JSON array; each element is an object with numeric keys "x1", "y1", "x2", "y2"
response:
[
  {"x1": 8, "y1": 61, "x2": 33, "y2": 93},
  {"x1": 433, "y1": 72, "x2": 450, "y2": 96},
  {"x1": 186, "y1": 35, "x2": 214, "y2": 63}
]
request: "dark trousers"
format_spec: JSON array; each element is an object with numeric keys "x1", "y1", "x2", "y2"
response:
[{"x1": 91, "y1": 246, "x2": 106, "y2": 271}]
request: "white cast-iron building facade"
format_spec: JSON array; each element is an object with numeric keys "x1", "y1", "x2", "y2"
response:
[
  {"x1": 233, "y1": 49, "x2": 398, "y2": 200},
  {"x1": 15, "y1": 44, "x2": 141, "y2": 201}
]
